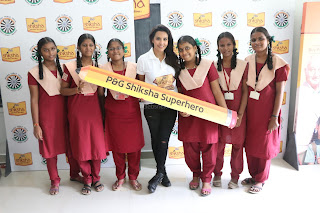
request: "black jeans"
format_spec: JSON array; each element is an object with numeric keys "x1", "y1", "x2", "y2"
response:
[{"x1": 144, "y1": 104, "x2": 177, "y2": 174}]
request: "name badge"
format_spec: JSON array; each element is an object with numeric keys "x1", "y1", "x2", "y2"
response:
[
  {"x1": 224, "y1": 92, "x2": 234, "y2": 100},
  {"x1": 114, "y1": 93, "x2": 126, "y2": 100},
  {"x1": 249, "y1": 91, "x2": 260, "y2": 100},
  {"x1": 84, "y1": 93, "x2": 94, "y2": 96}
]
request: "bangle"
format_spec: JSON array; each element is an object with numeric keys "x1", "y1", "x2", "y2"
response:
[
  {"x1": 33, "y1": 123, "x2": 39, "y2": 127},
  {"x1": 271, "y1": 114, "x2": 278, "y2": 118}
]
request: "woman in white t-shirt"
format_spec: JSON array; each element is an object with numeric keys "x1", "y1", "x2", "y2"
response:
[{"x1": 137, "y1": 24, "x2": 179, "y2": 193}]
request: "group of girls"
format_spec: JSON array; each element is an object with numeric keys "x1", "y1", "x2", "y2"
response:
[{"x1": 28, "y1": 24, "x2": 289, "y2": 197}]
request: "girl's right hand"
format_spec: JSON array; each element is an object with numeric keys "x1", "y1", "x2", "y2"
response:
[
  {"x1": 77, "y1": 80, "x2": 85, "y2": 94},
  {"x1": 34, "y1": 125, "x2": 43, "y2": 141},
  {"x1": 179, "y1": 112, "x2": 190, "y2": 117}
]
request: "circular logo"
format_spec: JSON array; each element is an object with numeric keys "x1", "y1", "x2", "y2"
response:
[
  {"x1": 41, "y1": 157, "x2": 47, "y2": 165},
  {"x1": 248, "y1": 41, "x2": 255, "y2": 55},
  {"x1": 30, "y1": 45, "x2": 42, "y2": 62},
  {"x1": 171, "y1": 120, "x2": 178, "y2": 135},
  {"x1": 56, "y1": 15, "x2": 73, "y2": 33},
  {"x1": 274, "y1": 11, "x2": 289, "y2": 29},
  {"x1": 93, "y1": 43, "x2": 102, "y2": 60},
  {"x1": 112, "y1": 14, "x2": 128, "y2": 31},
  {"x1": 12, "y1": 126, "x2": 28, "y2": 143},
  {"x1": 101, "y1": 157, "x2": 108, "y2": 164},
  {"x1": 0, "y1": 17, "x2": 16, "y2": 36},
  {"x1": 222, "y1": 11, "x2": 237, "y2": 29},
  {"x1": 83, "y1": 0, "x2": 99, "y2": 4},
  {"x1": 25, "y1": 0, "x2": 43, "y2": 5},
  {"x1": 168, "y1": 11, "x2": 183, "y2": 29},
  {"x1": 199, "y1": 39, "x2": 211, "y2": 56},
  {"x1": 6, "y1": 73, "x2": 22, "y2": 91}
]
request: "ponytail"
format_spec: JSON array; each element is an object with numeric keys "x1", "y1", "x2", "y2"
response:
[
  {"x1": 231, "y1": 48, "x2": 238, "y2": 70},
  {"x1": 56, "y1": 54, "x2": 63, "y2": 77}
]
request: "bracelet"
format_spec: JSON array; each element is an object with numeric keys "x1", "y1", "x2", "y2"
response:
[
  {"x1": 33, "y1": 123, "x2": 39, "y2": 127},
  {"x1": 271, "y1": 114, "x2": 278, "y2": 118}
]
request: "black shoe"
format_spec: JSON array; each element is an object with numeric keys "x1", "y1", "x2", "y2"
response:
[
  {"x1": 148, "y1": 173, "x2": 164, "y2": 193},
  {"x1": 161, "y1": 174, "x2": 171, "y2": 187}
]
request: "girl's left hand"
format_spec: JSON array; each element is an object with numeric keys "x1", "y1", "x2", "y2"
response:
[
  {"x1": 235, "y1": 114, "x2": 243, "y2": 128},
  {"x1": 268, "y1": 117, "x2": 279, "y2": 133}
]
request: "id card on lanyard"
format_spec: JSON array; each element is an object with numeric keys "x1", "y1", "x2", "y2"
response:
[
  {"x1": 223, "y1": 68, "x2": 234, "y2": 100},
  {"x1": 250, "y1": 59, "x2": 266, "y2": 101}
]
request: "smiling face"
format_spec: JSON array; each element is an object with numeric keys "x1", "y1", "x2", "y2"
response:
[
  {"x1": 305, "y1": 58, "x2": 320, "y2": 90},
  {"x1": 152, "y1": 31, "x2": 168, "y2": 53},
  {"x1": 178, "y1": 41, "x2": 197, "y2": 63},
  {"x1": 40, "y1": 42, "x2": 57, "y2": 62},
  {"x1": 218, "y1": 37, "x2": 234, "y2": 59},
  {"x1": 250, "y1": 32, "x2": 268, "y2": 53},
  {"x1": 78, "y1": 38, "x2": 95, "y2": 58},
  {"x1": 108, "y1": 41, "x2": 124, "y2": 62}
]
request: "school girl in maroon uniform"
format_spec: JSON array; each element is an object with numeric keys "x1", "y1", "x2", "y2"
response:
[
  {"x1": 176, "y1": 36, "x2": 228, "y2": 196},
  {"x1": 213, "y1": 32, "x2": 248, "y2": 189},
  {"x1": 60, "y1": 33, "x2": 107, "y2": 195},
  {"x1": 28, "y1": 37, "x2": 81, "y2": 195},
  {"x1": 242, "y1": 27, "x2": 289, "y2": 193},
  {"x1": 103, "y1": 38, "x2": 144, "y2": 191}
]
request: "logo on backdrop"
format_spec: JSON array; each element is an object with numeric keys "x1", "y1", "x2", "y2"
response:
[
  {"x1": 57, "y1": 44, "x2": 76, "y2": 60},
  {"x1": 25, "y1": 0, "x2": 43, "y2": 5},
  {"x1": 41, "y1": 157, "x2": 47, "y2": 165},
  {"x1": 168, "y1": 147, "x2": 184, "y2": 159},
  {"x1": 167, "y1": 11, "x2": 183, "y2": 29},
  {"x1": 14, "y1": 152, "x2": 33, "y2": 166},
  {"x1": 199, "y1": 38, "x2": 211, "y2": 56},
  {"x1": 30, "y1": 45, "x2": 41, "y2": 62},
  {"x1": 1, "y1": 47, "x2": 21, "y2": 62},
  {"x1": 193, "y1": 12, "x2": 212, "y2": 28},
  {"x1": 0, "y1": 0, "x2": 15, "y2": 4},
  {"x1": 248, "y1": 41, "x2": 255, "y2": 54},
  {"x1": 26, "y1": 17, "x2": 46, "y2": 33},
  {"x1": 134, "y1": 0, "x2": 150, "y2": 20},
  {"x1": 101, "y1": 157, "x2": 108, "y2": 164},
  {"x1": 272, "y1": 40, "x2": 289, "y2": 54},
  {"x1": 83, "y1": 16, "x2": 102, "y2": 31},
  {"x1": 112, "y1": 13, "x2": 128, "y2": 32},
  {"x1": 282, "y1": 92, "x2": 286, "y2": 105},
  {"x1": 12, "y1": 126, "x2": 28, "y2": 143},
  {"x1": 247, "y1": 12, "x2": 265, "y2": 27},
  {"x1": 56, "y1": 15, "x2": 73, "y2": 34},
  {"x1": 5, "y1": 73, "x2": 22, "y2": 91},
  {"x1": 173, "y1": 42, "x2": 178, "y2": 56},
  {"x1": 7, "y1": 101, "x2": 27, "y2": 116},
  {"x1": 221, "y1": 11, "x2": 237, "y2": 29},
  {"x1": 274, "y1": 11, "x2": 290, "y2": 29},
  {"x1": 54, "y1": 0, "x2": 73, "y2": 2},
  {"x1": 83, "y1": 0, "x2": 99, "y2": 4},
  {"x1": 93, "y1": 43, "x2": 102, "y2": 60},
  {"x1": 0, "y1": 16, "x2": 17, "y2": 36},
  {"x1": 124, "y1": 42, "x2": 131, "y2": 58},
  {"x1": 172, "y1": 119, "x2": 178, "y2": 135}
]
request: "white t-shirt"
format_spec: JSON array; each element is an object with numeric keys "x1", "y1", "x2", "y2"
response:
[{"x1": 137, "y1": 48, "x2": 177, "y2": 105}]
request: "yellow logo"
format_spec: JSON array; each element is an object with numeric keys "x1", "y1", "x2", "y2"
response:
[
  {"x1": 124, "y1": 43, "x2": 131, "y2": 58},
  {"x1": 14, "y1": 152, "x2": 33, "y2": 166},
  {"x1": 168, "y1": 146, "x2": 184, "y2": 159},
  {"x1": 235, "y1": 40, "x2": 239, "y2": 50},
  {"x1": 54, "y1": 0, "x2": 73, "y2": 2},
  {"x1": 280, "y1": 141, "x2": 283, "y2": 153},
  {"x1": 7, "y1": 101, "x2": 27, "y2": 116},
  {"x1": 57, "y1": 44, "x2": 76, "y2": 60},
  {"x1": 82, "y1": 16, "x2": 102, "y2": 31},
  {"x1": 193, "y1": 12, "x2": 212, "y2": 28},
  {"x1": 224, "y1": 144, "x2": 232, "y2": 157},
  {"x1": 247, "y1": 12, "x2": 265, "y2": 27},
  {"x1": 1, "y1": 47, "x2": 21, "y2": 62},
  {"x1": 272, "y1": 40, "x2": 289, "y2": 54},
  {"x1": 282, "y1": 92, "x2": 286, "y2": 105},
  {"x1": 26, "y1": 17, "x2": 46, "y2": 33},
  {"x1": 134, "y1": 0, "x2": 150, "y2": 20},
  {"x1": 0, "y1": 0, "x2": 15, "y2": 4}
]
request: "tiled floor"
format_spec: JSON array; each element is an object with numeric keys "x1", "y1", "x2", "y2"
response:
[{"x1": 0, "y1": 157, "x2": 319, "y2": 213}]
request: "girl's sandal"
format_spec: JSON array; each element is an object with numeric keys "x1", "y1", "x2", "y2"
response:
[
  {"x1": 129, "y1": 180, "x2": 142, "y2": 191},
  {"x1": 189, "y1": 181, "x2": 200, "y2": 190},
  {"x1": 112, "y1": 179, "x2": 125, "y2": 191},
  {"x1": 81, "y1": 184, "x2": 91, "y2": 195},
  {"x1": 93, "y1": 181, "x2": 104, "y2": 192},
  {"x1": 49, "y1": 185, "x2": 59, "y2": 195},
  {"x1": 241, "y1": 178, "x2": 255, "y2": 185}
]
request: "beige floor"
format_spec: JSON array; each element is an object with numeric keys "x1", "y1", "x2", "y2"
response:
[{"x1": 0, "y1": 157, "x2": 319, "y2": 213}]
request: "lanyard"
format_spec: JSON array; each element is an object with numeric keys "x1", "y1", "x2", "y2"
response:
[
  {"x1": 222, "y1": 65, "x2": 231, "y2": 92},
  {"x1": 255, "y1": 58, "x2": 267, "y2": 84}
]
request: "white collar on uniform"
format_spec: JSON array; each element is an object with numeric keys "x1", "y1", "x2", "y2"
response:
[{"x1": 146, "y1": 48, "x2": 166, "y2": 62}]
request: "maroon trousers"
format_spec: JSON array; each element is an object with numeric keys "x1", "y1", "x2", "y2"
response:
[
  {"x1": 183, "y1": 142, "x2": 218, "y2": 183},
  {"x1": 246, "y1": 155, "x2": 271, "y2": 183},
  {"x1": 214, "y1": 143, "x2": 244, "y2": 180},
  {"x1": 46, "y1": 157, "x2": 60, "y2": 186},
  {"x1": 112, "y1": 151, "x2": 141, "y2": 180},
  {"x1": 78, "y1": 160, "x2": 101, "y2": 185}
]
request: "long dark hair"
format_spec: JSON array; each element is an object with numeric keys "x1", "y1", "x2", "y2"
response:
[
  {"x1": 107, "y1": 38, "x2": 125, "y2": 62},
  {"x1": 216, "y1": 32, "x2": 238, "y2": 72},
  {"x1": 76, "y1": 33, "x2": 98, "y2": 68},
  {"x1": 251, "y1": 27, "x2": 273, "y2": 70},
  {"x1": 37, "y1": 37, "x2": 63, "y2": 80},
  {"x1": 149, "y1": 24, "x2": 179, "y2": 77},
  {"x1": 176, "y1": 35, "x2": 201, "y2": 77}
]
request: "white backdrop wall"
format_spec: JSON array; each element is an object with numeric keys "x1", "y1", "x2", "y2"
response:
[
  {"x1": 0, "y1": 0, "x2": 135, "y2": 171},
  {"x1": 161, "y1": 0, "x2": 295, "y2": 158}
]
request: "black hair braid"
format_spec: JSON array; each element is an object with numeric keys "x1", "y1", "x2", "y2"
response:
[
  {"x1": 107, "y1": 56, "x2": 110, "y2": 62},
  {"x1": 196, "y1": 45, "x2": 201, "y2": 66},
  {"x1": 38, "y1": 52, "x2": 44, "y2": 80},
  {"x1": 216, "y1": 50, "x2": 222, "y2": 72},
  {"x1": 176, "y1": 56, "x2": 184, "y2": 79},
  {"x1": 231, "y1": 48, "x2": 238, "y2": 70},
  {"x1": 76, "y1": 50, "x2": 82, "y2": 68},
  {"x1": 55, "y1": 55, "x2": 63, "y2": 77},
  {"x1": 267, "y1": 38, "x2": 273, "y2": 70},
  {"x1": 94, "y1": 51, "x2": 99, "y2": 67}
]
